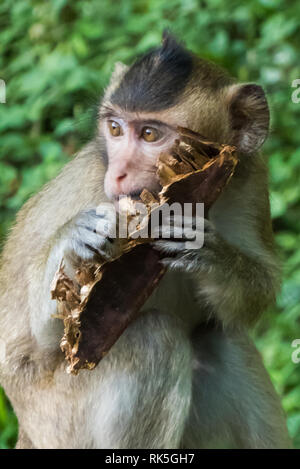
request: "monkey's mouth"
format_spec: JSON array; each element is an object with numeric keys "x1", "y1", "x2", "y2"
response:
[
  {"x1": 113, "y1": 184, "x2": 162, "y2": 212},
  {"x1": 113, "y1": 190, "x2": 143, "y2": 213},
  {"x1": 114, "y1": 189, "x2": 146, "y2": 202},
  {"x1": 125, "y1": 190, "x2": 144, "y2": 201}
]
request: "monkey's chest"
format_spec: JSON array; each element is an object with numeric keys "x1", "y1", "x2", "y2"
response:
[{"x1": 142, "y1": 271, "x2": 200, "y2": 328}]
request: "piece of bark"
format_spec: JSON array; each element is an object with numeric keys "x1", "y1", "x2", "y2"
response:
[{"x1": 51, "y1": 127, "x2": 238, "y2": 374}]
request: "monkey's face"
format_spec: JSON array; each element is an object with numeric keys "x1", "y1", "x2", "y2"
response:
[
  {"x1": 100, "y1": 33, "x2": 269, "y2": 208},
  {"x1": 101, "y1": 110, "x2": 179, "y2": 204}
]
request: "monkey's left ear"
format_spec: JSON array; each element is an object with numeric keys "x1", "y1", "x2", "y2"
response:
[{"x1": 227, "y1": 84, "x2": 270, "y2": 154}]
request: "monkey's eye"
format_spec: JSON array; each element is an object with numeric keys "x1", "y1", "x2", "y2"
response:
[
  {"x1": 141, "y1": 127, "x2": 159, "y2": 142},
  {"x1": 108, "y1": 120, "x2": 123, "y2": 137}
]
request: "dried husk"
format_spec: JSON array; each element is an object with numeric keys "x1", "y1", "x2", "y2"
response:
[{"x1": 51, "y1": 127, "x2": 238, "y2": 374}]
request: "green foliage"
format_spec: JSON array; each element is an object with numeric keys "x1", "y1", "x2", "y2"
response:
[
  {"x1": 0, "y1": 389, "x2": 17, "y2": 449},
  {"x1": 0, "y1": 0, "x2": 299, "y2": 448}
]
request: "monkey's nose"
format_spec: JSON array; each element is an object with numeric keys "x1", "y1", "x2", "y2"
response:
[{"x1": 116, "y1": 173, "x2": 127, "y2": 182}]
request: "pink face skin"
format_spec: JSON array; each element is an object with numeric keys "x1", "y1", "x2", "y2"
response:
[{"x1": 102, "y1": 110, "x2": 179, "y2": 207}]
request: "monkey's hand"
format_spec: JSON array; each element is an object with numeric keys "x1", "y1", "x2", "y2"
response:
[
  {"x1": 151, "y1": 215, "x2": 221, "y2": 273},
  {"x1": 151, "y1": 214, "x2": 278, "y2": 327},
  {"x1": 36, "y1": 205, "x2": 121, "y2": 349},
  {"x1": 58, "y1": 205, "x2": 120, "y2": 268}
]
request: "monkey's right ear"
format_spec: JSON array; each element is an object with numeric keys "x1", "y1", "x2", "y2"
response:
[{"x1": 227, "y1": 84, "x2": 270, "y2": 154}]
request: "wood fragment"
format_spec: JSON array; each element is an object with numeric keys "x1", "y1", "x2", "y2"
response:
[{"x1": 51, "y1": 127, "x2": 238, "y2": 374}]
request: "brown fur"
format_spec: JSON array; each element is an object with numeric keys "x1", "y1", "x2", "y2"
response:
[{"x1": 0, "y1": 45, "x2": 291, "y2": 448}]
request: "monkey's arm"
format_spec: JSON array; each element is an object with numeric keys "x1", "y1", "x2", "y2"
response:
[
  {"x1": 153, "y1": 158, "x2": 280, "y2": 327},
  {"x1": 29, "y1": 206, "x2": 121, "y2": 349},
  {"x1": 154, "y1": 218, "x2": 278, "y2": 327},
  {"x1": 3, "y1": 143, "x2": 114, "y2": 351},
  {"x1": 198, "y1": 226, "x2": 279, "y2": 328}
]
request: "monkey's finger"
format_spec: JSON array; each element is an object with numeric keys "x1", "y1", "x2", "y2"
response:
[
  {"x1": 82, "y1": 243, "x2": 112, "y2": 262},
  {"x1": 159, "y1": 257, "x2": 191, "y2": 272},
  {"x1": 151, "y1": 224, "x2": 191, "y2": 240},
  {"x1": 65, "y1": 239, "x2": 109, "y2": 263},
  {"x1": 77, "y1": 207, "x2": 117, "y2": 228},
  {"x1": 94, "y1": 217, "x2": 117, "y2": 238},
  {"x1": 151, "y1": 239, "x2": 188, "y2": 253}
]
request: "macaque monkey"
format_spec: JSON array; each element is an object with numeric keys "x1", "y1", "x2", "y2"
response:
[{"x1": 0, "y1": 33, "x2": 291, "y2": 449}]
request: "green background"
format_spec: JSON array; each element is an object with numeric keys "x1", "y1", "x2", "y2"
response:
[{"x1": 0, "y1": 0, "x2": 299, "y2": 449}]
